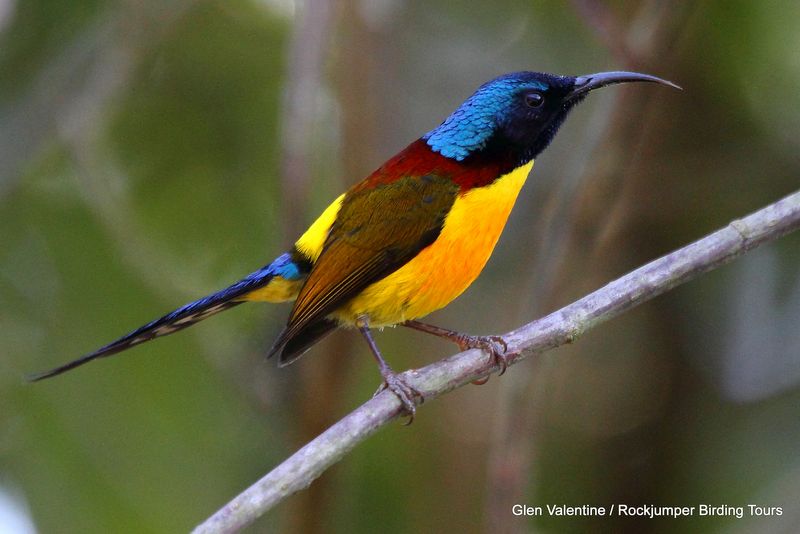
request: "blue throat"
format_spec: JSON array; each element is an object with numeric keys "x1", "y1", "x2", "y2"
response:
[{"x1": 423, "y1": 74, "x2": 547, "y2": 161}]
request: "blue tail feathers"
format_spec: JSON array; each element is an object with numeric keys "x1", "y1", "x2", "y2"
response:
[{"x1": 28, "y1": 252, "x2": 309, "y2": 381}]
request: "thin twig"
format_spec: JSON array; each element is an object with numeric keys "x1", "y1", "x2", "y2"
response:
[{"x1": 193, "y1": 189, "x2": 800, "y2": 533}]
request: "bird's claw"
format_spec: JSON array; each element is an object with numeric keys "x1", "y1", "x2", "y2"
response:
[
  {"x1": 471, "y1": 375, "x2": 491, "y2": 386},
  {"x1": 374, "y1": 373, "x2": 423, "y2": 425}
]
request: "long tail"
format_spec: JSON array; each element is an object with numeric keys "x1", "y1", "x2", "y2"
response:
[{"x1": 28, "y1": 252, "x2": 306, "y2": 381}]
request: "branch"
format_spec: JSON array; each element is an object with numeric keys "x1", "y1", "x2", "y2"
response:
[{"x1": 193, "y1": 189, "x2": 800, "y2": 533}]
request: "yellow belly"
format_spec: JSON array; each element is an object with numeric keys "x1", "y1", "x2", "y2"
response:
[{"x1": 333, "y1": 161, "x2": 533, "y2": 326}]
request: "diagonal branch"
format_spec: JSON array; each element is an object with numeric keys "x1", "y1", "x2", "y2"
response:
[{"x1": 193, "y1": 189, "x2": 800, "y2": 533}]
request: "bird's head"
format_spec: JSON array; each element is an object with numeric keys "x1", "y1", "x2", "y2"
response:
[{"x1": 423, "y1": 70, "x2": 680, "y2": 164}]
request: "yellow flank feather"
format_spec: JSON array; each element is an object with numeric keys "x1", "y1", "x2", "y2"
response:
[
  {"x1": 332, "y1": 161, "x2": 533, "y2": 326},
  {"x1": 295, "y1": 193, "x2": 345, "y2": 262}
]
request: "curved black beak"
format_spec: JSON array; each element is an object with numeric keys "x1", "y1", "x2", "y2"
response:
[{"x1": 567, "y1": 71, "x2": 681, "y2": 101}]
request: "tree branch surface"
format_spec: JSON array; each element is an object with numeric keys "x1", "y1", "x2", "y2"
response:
[{"x1": 193, "y1": 189, "x2": 800, "y2": 533}]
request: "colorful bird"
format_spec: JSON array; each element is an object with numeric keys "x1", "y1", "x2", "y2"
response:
[{"x1": 31, "y1": 70, "x2": 679, "y2": 418}]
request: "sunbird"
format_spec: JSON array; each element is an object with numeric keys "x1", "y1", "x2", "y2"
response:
[{"x1": 31, "y1": 70, "x2": 679, "y2": 417}]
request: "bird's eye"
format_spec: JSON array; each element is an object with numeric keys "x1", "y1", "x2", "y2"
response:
[{"x1": 524, "y1": 91, "x2": 544, "y2": 108}]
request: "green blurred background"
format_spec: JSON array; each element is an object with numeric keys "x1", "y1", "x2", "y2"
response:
[{"x1": 2, "y1": 1, "x2": 800, "y2": 532}]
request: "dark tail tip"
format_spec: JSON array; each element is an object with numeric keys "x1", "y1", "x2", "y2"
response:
[{"x1": 26, "y1": 352, "x2": 101, "y2": 382}]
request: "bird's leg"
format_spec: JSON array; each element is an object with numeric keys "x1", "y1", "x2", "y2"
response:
[
  {"x1": 357, "y1": 318, "x2": 421, "y2": 423},
  {"x1": 402, "y1": 320, "x2": 509, "y2": 383}
]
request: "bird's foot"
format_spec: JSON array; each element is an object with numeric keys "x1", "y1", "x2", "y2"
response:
[
  {"x1": 374, "y1": 372, "x2": 423, "y2": 425},
  {"x1": 454, "y1": 333, "x2": 509, "y2": 384},
  {"x1": 359, "y1": 319, "x2": 422, "y2": 424},
  {"x1": 401, "y1": 320, "x2": 510, "y2": 385}
]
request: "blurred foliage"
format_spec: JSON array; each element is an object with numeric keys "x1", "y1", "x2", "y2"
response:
[{"x1": 1, "y1": 0, "x2": 799, "y2": 533}]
